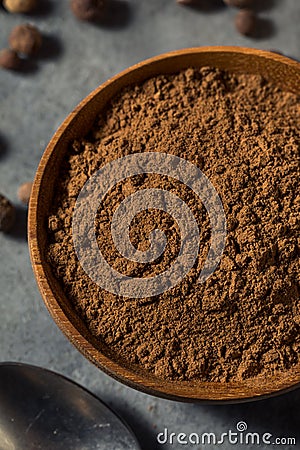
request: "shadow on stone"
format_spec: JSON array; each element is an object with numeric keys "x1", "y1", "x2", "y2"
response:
[
  {"x1": 24, "y1": 0, "x2": 55, "y2": 17},
  {"x1": 94, "y1": 0, "x2": 133, "y2": 29},
  {"x1": 0, "y1": 134, "x2": 9, "y2": 160},
  {"x1": 178, "y1": 0, "x2": 225, "y2": 13},
  {"x1": 10, "y1": 205, "x2": 28, "y2": 241},
  {"x1": 38, "y1": 34, "x2": 64, "y2": 60},
  {"x1": 255, "y1": 0, "x2": 276, "y2": 12},
  {"x1": 253, "y1": 17, "x2": 276, "y2": 40},
  {"x1": 17, "y1": 58, "x2": 39, "y2": 75}
]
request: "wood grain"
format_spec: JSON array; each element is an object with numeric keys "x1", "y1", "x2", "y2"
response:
[{"x1": 28, "y1": 47, "x2": 300, "y2": 403}]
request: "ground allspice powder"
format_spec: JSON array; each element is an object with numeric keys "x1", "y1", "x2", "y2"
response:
[{"x1": 47, "y1": 67, "x2": 299, "y2": 382}]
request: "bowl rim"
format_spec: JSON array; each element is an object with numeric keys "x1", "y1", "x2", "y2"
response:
[{"x1": 28, "y1": 46, "x2": 300, "y2": 403}]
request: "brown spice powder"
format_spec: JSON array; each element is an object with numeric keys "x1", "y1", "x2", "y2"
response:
[{"x1": 47, "y1": 67, "x2": 300, "y2": 382}]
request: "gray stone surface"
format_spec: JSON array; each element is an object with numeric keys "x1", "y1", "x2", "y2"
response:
[{"x1": 0, "y1": 1, "x2": 299, "y2": 449}]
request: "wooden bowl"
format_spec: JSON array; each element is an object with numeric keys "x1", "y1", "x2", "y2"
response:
[{"x1": 28, "y1": 47, "x2": 300, "y2": 403}]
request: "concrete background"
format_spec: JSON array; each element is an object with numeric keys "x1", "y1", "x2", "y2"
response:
[{"x1": 0, "y1": 0, "x2": 299, "y2": 449}]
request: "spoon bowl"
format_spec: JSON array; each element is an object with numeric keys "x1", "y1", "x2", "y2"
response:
[{"x1": 0, "y1": 362, "x2": 140, "y2": 450}]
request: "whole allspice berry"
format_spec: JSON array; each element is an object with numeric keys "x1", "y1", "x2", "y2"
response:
[
  {"x1": 223, "y1": 0, "x2": 255, "y2": 7},
  {"x1": 9, "y1": 24, "x2": 42, "y2": 56},
  {"x1": 3, "y1": 0, "x2": 37, "y2": 13},
  {"x1": 235, "y1": 9, "x2": 257, "y2": 36},
  {"x1": 18, "y1": 181, "x2": 33, "y2": 205},
  {"x1": 0, "y1": 194, "x2": 16, "y2": 232},
  {"x1": 0, "y1": 48, "x2": 22, "y2": 70},
  {"x1": 70, "y1": 0, "x2": 106, "y2": 21}
]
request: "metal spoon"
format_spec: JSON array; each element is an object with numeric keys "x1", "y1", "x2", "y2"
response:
[{"x1": 0, "y1": 362, "x2": 140, "y2": 450}]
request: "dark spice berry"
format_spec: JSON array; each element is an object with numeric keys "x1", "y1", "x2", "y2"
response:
[
  {"x1": 9, "y1": 24, "x2": 42, "y2": 57},
  {"x1": 0, "y1": 48, "x2": 22, "y2": 71},
  {"x1": 18, "y1": 181, "x2": 33, "y2": 205},
  {"x1": 70, "y1": 0, "x2": 106, "y2": 21},
  {"x1": 235, "y1": 9, "x2": 257, "y2": 36},
  {"x1": 3, "y1": 0, "x2": 37, "y2": 13},
  {"x1": 0, "y1": 194, "x2": 16, "y2": 232}
]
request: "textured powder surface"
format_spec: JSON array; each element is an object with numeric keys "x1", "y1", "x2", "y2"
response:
[{"x1": 47, "y1": 67, "x2": 300, "y2": 382}]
